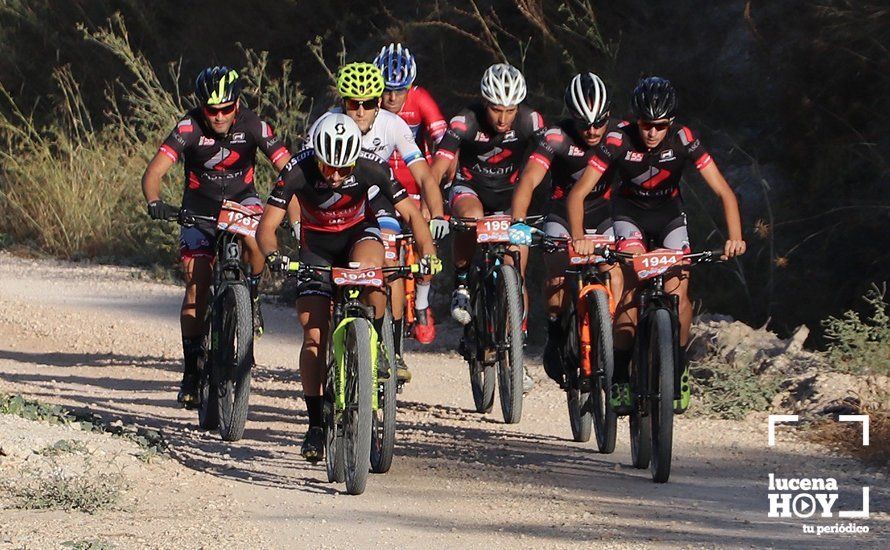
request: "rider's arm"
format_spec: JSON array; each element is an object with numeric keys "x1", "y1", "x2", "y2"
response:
[
  {"x1": 256, "y1": 204, "x2": 285, "y2": 257},
  {"x1": 511, "y1": 130, "x2": 559, "y2": 219},
  {"x1": 414, "y1": 86, "x2": 447, "y2": 145},
  {"x1": 252, "y1": 116, "x2": 292, "y2": 170},
  {"x1": 395, "y1": 199, "x2": 436, "y2": 258},
  {"x1": 699, "y1": 162, "x2": 746, "y2": 257},
  {"x1": 567, "y1": 165, "x2": 605, "y2": 240},
  {"x1": 392, "y1": 116, "x2": 445, "y2": 218},
  {"x1": 141, "y1": 151, "x2": 175, "y2": 203},
  {"x1": 430, "y1": 111, "x2": 470, "y2": 187},
  {"x1": 680, "y1": 126, "x2": 745, "y2": 258},
  {"x1": 143, "y1": 115, "x2": 196, "y2": 202}
]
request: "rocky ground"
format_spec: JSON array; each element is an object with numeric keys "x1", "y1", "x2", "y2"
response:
[{"x1": 0, "y1": 252, "x2": 886, "y2": 549}]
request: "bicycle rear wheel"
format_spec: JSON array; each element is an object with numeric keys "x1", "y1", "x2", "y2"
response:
[
  {"x1": 564, "y1": 298, "x2": 591, "y2": 442},
  {"x1": 324, "y1": 366, "x2": 345, "y2": 483},
  {"x1": 495, "y1": 264, "x2": 524, "y2": 424},
  {"x1": 590, "y1": 289, "x2": 617, "y2": 454},
  {"x1": 630, "y1": 321, "x2": 651, "y2": 469},
  {"x1": 214, "y1": 284, "x2": 254, "y2": 442},
  {"x1": 468, "y1": 282, "x2": 495, "y2": 413},
  {"x1": 197, "y1": 332, "x2": 219, "y2": 430},
  {"x1": 371, "y1": 305, "x2": 397, "y2": 474},
  {"x1": 343, "y1": 319, "x2": 373, "y2": 495},
  {"x1": 649, "y1": 308, "x2": 675, "y2": 483}
]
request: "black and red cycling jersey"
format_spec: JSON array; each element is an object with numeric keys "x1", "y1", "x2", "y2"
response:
[
  {"x1": 268, "y1": 148, "x2": 408, "y2": 233},
  {"x1": 160, "y1": 107, "x2": 289, "y2": 215},
  {"x1": 586, "y1": 122, "x2": 712, "y2": 209},
  {"x1": 390, "y1": 86, "x2": 447, "y2": 198},
  {"x1": 436, "y1": 103, "x2": 545, "y2": 194},
  {"x1": 529, "y1": 118, "x2": 628, "y2": 211}
]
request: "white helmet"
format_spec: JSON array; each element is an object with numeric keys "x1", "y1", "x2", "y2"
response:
[
  {"x1": 480, "y1": 63, "x2": 527, "y2": 107},
  {"x1": 565, "y1": 73, "x2": 610, "y2": 125},
  {"x1": 312, "y1": 113, "x2": 362, "y2": 168}
]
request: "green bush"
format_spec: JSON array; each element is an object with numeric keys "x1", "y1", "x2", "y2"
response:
[
  {"x1": 689, "y1": 357, "x2": 781, "y2": 420},
  {"x1": 822, "y1": 283, "x2": 890, "y2": 375}
]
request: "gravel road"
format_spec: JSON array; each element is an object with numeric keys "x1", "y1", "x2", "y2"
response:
[{"x1": 0, "y1": 252, "x2": 886, "y2": 549}]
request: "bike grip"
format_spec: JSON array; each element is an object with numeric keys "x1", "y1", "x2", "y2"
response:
[
  {"x1": 410, "y1": 263, "x2": 420, "y2": 274},
  {"x1": 286, "y1": 261, "x2": 302, "y2": 271}
]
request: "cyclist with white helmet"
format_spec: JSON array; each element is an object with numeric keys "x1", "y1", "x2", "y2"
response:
[
  {"x1": 256, "y1": 114, "x2": 439, "y2": 461},
  {"x1": 568, "y1": 76, "x2": 745, "y2": 414},
  {"x1": 374, "y1": 43, "x2": 449, "y2": 344},
  {"x1": 510, "y1": 73, "x2": 626, "y2": 387},
  {"x1": 306, "y1": 62, "x2": 447, "y2": 382},
  {"x1": 430, "y1": 62, "x2": 545, "y2": 391},
  {"x1": 142, "y1": 66, "x2": 292, "y2": 406}
]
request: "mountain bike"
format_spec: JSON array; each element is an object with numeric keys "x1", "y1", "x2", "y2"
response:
[
  {"x1": 164, "y1": 200, "x2": 259, "y2": 442},
  {"x1": 285, "y1": 261, "x2": 421, "y2": 495},
  {"x1": 451, "y1": 215, "x2": 528, "y2": 424},
  {"x1": 609, "y1": 247, "x2": 723, "y2": 483},
  {"x1": 544, "y1": 233, "x2": 617, "y2": 451}
]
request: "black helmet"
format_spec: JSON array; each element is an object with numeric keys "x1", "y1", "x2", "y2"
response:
[
  {"x1": 631, "y1": 76, "x2": 677, "y2": 121},
  {"x1": 195, "y1": 66, "x2": 242, "y2": 106}
]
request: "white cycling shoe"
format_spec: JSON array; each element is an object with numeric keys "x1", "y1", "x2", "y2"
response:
[{"x1": 450, "y1": 286, "x2": 472, "y2": 325}]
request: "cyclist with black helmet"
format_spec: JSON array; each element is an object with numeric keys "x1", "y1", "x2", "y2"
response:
[
  {"x1": 374, "y1": 43, "x2": 449, "y2": 344},
  {"x1": 430, "y1": 62, "x2": 545, "y2": 392},
  {"x1": 568, "y1": 76, "x2": 745, "y2": 414},
  {"x1": 509, "y1": 73, "x2": 626, "y2": 387},
  {"x1": 142, "y1": 66, "x2": 292, "y2": 406},
  {"x1": 306, "y1": 62, "x2": 447, "y2": 381},
  {"x1": 256, "y1": 114, "x2": 439, "y2": 461}
]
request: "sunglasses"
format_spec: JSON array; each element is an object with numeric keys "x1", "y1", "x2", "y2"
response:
[
  {"x1": 639, "y1": 120, "x2": 671, "y2": 131},
  {"x1": 203, "y1": 103, "x2": 237, "y2": 117},
  {"x1": 578, "y1": 117, "x2": 609, "y2": 130},
  {"x1": 318, "y1": 161, "x2": 355, "y2": 179},
  {"x1": 344, "y1": 98, "x2": 379, "y2": 111}
]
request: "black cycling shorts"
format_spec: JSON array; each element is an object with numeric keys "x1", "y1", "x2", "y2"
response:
[
  {"x1": 611, "y1": 196, "x2": 689, "y2": 252},
  {"x1": 297, "y1": 220, "x2": 383, "y2": 298}
]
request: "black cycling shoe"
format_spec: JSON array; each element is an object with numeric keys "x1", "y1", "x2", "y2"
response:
[
  {"x1": 542, "y1": 322, "x2": 565, "y2": 387},
  {"x1": 394, "y1": 354, "x2": 412, "y2": 383},
  {"x1": 177, "y1": 372, "x2": 200, "y2": 408},
  {"x1": 252, "y1": 297, "x2": 264, "y2": 338},
  {"x1": 301, "y1": 426, "x2": 325, "y2": 462}
]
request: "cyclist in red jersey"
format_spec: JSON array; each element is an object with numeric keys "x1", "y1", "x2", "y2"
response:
[
  {"x1": 142, "y1": 67, "x2": 292, "y2": 405},
  {"x1": 568, "y1": 76, "x2": 745, "y2": 414},
  {"x1": 374, "y1": 43, "x2": 449, "y2": 344}
]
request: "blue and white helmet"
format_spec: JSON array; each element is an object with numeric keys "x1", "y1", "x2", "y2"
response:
[{"x1": 373, "y1": 43, "x2": 417, "y2": 90}]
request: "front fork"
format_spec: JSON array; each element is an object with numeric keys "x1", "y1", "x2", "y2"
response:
[{"x1": 632, "y1": 290, "x2": 682, "y2": 414}]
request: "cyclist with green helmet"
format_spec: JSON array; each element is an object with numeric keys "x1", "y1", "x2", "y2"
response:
[{"x1": 142, "y1": 66, "x2": 292, "y2": 406}]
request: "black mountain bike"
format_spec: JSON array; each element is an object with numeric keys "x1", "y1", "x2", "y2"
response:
[
  {"x1": 451, "y1": 215, "x2": 527, "y2": 424},
  {"x1": 609, "y1": 247, "x2": 723, "y2": 483},
  {"x1": 285, "y1": 261, "x2": 420, "y2": 495},
  {"x1": 165, "y1": 200, "x2": 259, "y2": 441}
]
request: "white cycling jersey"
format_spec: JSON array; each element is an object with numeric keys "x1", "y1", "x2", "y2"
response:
[{"x1": 307, "y1": 109, "x2": 424, "y2": 167}]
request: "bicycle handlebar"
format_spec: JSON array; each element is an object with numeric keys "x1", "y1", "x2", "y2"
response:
[{"x1": 449, "y1": 214, "x2": 544, "y2": 230}]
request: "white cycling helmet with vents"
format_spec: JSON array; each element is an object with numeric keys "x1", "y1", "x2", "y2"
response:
[
  {"x1": 565, "y1": 73, "x2": 610, "y2": 125},
  {"x1": 312, "y1": 113, "x2": 362, "y2": 168},
  {"x1": 480, "y1": 63, "x2": 527, "y2": 107}
]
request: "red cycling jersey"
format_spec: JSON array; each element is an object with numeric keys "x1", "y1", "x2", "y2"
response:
[{"x1": 389, "y1": 86, "x2": 447, "y2": 198}]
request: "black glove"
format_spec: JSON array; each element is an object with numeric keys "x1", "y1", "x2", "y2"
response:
[
  {"x1": 265, "y1": 251, "x2": 291, "y2": 273},
  {"x1": 147, "y1": 200, "x2": 176, "y2": 221}
]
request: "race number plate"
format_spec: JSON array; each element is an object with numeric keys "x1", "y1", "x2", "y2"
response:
[
  {"x1": 475, "y1": 215, "x2": 511, "y2": 243},
  {"x1": 216, "y1": 200, "x2": 260, "y2": 238},
  {"x1": 383, "y1": 233, "x2": 398, "y2": 261},
  {"x1": 632, "y1": 249, "x2": 686, "y2": 280},
  {"x1": 568, "y1": 234, "x2": 616, "y2": 265},
  {"x1": 331, "y1": 267, "x2": 385, "y2": 288}
]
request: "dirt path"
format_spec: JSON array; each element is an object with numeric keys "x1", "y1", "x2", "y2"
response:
[{"x1": 0, "y1": 252, "x2": 886, "y2": 549}]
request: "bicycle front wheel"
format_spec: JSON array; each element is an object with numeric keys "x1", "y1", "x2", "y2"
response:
[
  {"x1": 214, "y1": 284, "x2": 254, "y2": 442},
  {"x1": 343, "y1": 319, "x2": 373, "y2": 495},
  {"x1": 371, "y1": 305, "x2": 397, "y2": 474},
  {"x1": 649, "y1": 308, "x2": 675, "y2": 483},
  {"x1": 495, "y1": 264, "x2": 524, "y2": 424}
]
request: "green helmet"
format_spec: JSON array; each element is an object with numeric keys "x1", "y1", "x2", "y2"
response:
[{"x1": 336, "y1": 62, "x2": 385, "y2": 99}]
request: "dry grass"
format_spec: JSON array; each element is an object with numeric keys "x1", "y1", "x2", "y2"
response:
[{"x1": 809, "y1": 401, "x2": 890, "y2": 471}]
